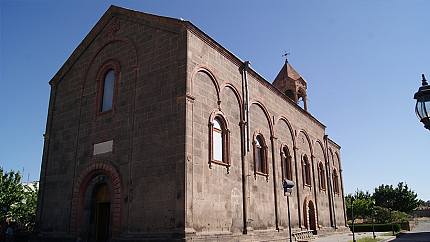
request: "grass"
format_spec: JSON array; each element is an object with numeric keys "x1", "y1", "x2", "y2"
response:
[
  {"x1": 381, "y1": 231, "x2": 400, "y2": 236},
  {"x1": 348, "y1": 237, "x2": 382, "y2": 242}
]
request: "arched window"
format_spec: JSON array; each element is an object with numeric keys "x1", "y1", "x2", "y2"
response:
[
  {"x1": 100, "y1": 69, "x2": 116, "y2": 112},
  {"x1": 318, "y1": 162, "x2": 326, "y2": 190},
  {"x1": 285, "y1": 89, "x2": 295, "y2": 100},
  {"x1": 254, "y1": 135, "x2": 268, "y2": 175},
  {"x1": 209, "y1": 115, "x2": 230, "y2": 170},
  {"x1": 333, "y1": 169, "x2": 340, "y2": 194},
  {"x1": 282, "y1": 146, "x2": 293, "y2": 180},
  {"x1": 303, "y1": 155, "x2": 311, "y2": 186},
  {"x1": 213, "y1": 118, "x2": 225, "y2": 162}
]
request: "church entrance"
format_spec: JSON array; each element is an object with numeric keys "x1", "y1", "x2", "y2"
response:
[
  {"x1": 304, "y1": 200, "x2": 317, "y2": 234},
  {"x1": 81, "y1": 175, "x2": 112, "y2": 242},
  {"x1": 91, "y1": 183, "x2": 111, "y2": 242},
  {"x1": 92, "y1": 183, "x2": 110, "y2": 242},
  {"x1": 307, "y1": 201, "x2": 316, "y2": 234}
]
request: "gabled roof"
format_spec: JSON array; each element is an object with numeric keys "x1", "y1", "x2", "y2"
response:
[
  {"x1": 48, "y1": 5, "x2": 326, "y2": 129},
  {"x1": 49, "y1": 5, "x2": 185, "y2": 86}
]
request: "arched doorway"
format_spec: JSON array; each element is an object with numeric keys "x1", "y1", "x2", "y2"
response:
[
  {"x1": 308, "y1": 201, "x2": 317, "y2": 234},
  {"x1": 92, "y1": 183, "x2": 111, "y2": 242},
  {"x1": 304, "y1": 200, "x2": 317, "y2": 234},
  {"x1": 71, "y1": 163, "x2": 121, "y2": 239},
  {"x1": 81, "y1": 175, "x2": 112, "y2": 242}
]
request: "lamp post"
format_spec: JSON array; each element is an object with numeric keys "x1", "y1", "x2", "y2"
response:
[
  {"x1": 351, "y1": 197, "x2": 356, "y2": 242},
  {"x1": 371, "y1": 200, "x2": 376, "y2": 239},
  {"x1": 414, "y1": 74, "x2": 430, "y2": 130},
  {"x1": 283, "y1": 179, "x2": 295, "y2": 242},
  {"x1": 390, "y1": 208, "x2": 395, "y2": 236}
]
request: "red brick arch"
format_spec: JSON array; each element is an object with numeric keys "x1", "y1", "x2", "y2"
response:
[{"x1": 70, "y1": 162, "x2": 122, "y2": 235}]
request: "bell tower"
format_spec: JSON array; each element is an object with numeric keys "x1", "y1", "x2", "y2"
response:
[{"x1": 273, "y1": 58, "x2": 308, "y2": 111}]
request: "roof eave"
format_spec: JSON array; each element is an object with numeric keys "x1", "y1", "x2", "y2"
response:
[{"x1": 184, "y1": 21, "x2": 326, "y2": 129}]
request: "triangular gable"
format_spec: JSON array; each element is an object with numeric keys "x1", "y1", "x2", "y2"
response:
[{"x1": 49, "y1": 5, "x2": 185, "y2": 86}]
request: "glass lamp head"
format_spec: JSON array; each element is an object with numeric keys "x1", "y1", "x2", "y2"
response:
[{"x1": 414, "y1": 74, "x2": 430, "y2": 130}]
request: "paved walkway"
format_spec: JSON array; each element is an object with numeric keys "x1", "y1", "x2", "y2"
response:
[
  {"x1": 314, "y1": 218, "x2": 430, "y2": 242},
  {"x1": 392, "y1": 218, "x2": 430, "y2": 241},
  {"x1": 314, "y1": 232, "x2": 394, "y2": 242}
]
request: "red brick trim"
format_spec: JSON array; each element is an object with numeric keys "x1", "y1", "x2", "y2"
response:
[
  {"x1": 302, "y1": 154, "x2": 312, "y2": 187},
  {"x1": 185, "y1": 22, "x2": 326, "y2": 130},
  {"x1": 280, "y1": 144, "x2": 293, "y2": 181},
  {"x1": 275, "y1": 116, "x2": 296, "y2": 147},
  {"x1": 81, "y1": 37, "x2": 138, "y2": 107},
  {"x1": 189, "y1": 65, "x2": 220, "y2": 102},
  {"x1": 332, "y1": 168, "x2": 340, "y2": 195},
  {"x1": 70, "y1": 162, "x2": 122, "y2": 236},
  {"x1": 252, "y1": 131, "x2": 269, "y2": 180},
  {"x1": 303, "y1": 198, "x2": 317, "y2": 230},
  {"x1": 250, "y1": 101, "x2": 274, "y2": 137},
  {"x1": 208, "y1": 110, "x2": 231, "y2": 172},
  {"x1": 298, "y1": 129, "x2": 314, "y2": 156},
  {"x1": 219, "y1": 83, "x2": 244, "y2": 119},
  {"x1": 95, "y1": 59, "x2": 121, "y2": 116},
  {"x1": 317, "y1": 162, "x2": 327, "y2": 191}
]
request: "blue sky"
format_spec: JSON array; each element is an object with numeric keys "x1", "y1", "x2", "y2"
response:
[{"x1": 1, "y1": 0, "x2": 429, "y2": 200}]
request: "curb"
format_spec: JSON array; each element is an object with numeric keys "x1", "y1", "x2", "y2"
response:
[{"x1": 379, "y1": 236, "x2": 396, "y2": 242}]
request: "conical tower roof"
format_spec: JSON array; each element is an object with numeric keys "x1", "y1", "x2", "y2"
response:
[{"x1": 273, "y1": 61, "x2": 307, "y2": 87}]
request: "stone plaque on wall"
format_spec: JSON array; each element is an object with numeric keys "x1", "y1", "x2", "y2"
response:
[{"x1": 93, "y1": 140, "x2": 113, "y2": 155}]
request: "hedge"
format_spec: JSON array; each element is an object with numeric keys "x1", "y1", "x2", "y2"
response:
[{"x1": 349, "y1": 223, "x2": 401, "y2": 232}]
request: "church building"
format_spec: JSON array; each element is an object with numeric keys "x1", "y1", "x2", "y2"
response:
[{"x1": 36, "y1": 6, "x2": 347, "y2": 242}]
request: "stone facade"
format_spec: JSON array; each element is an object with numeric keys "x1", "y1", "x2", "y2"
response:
[{"x1": 36, "y1": 6, "x2": 347, "y2": 242}]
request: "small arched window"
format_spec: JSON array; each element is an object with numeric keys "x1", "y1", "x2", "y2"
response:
[
  {"x1": 100, "y1": 69, "x2": 116, "y2": 112},
  {"x1": 333, "y1": 169, "x2": 340, "y2": 194},
  {"x1": 318, "y1": 162, "x2": 326, "y2": 190},
  {"x1": 209, "y1": 115, "x2": 230, "y2": 170},
  {"x1": 285, "y1": 89, "x2": 295, "y2": 100},
  {"x1": 303, "y1": 155, "x2": 311, "y2": 186},
  {"x1": 254, "y1": 135, "x2": 268, "y2": 176},
  {"x1": 282, "y1": 146, "x2": 293, "y2": 180}
]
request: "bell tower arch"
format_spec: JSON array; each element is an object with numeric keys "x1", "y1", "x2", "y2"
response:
[{"x1": 273, "y1": 57, "x2": 308, "y2": 111}]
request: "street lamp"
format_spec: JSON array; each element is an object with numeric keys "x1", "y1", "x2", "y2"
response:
[
  {"x1": 414, "y1": 74, "x2": 430, "y2": 130},
  {"x1": 283, "y1": 179, "x2": 295, "y2": 242},
  {"x1": 371, "y1": 200, "x2": 376, "y2": 240},
  {"x1": 389, "y1": 208, "x2": 395, "y2": 236},
  {"x1": 351, "y1": 197, "x2": 356, "y2": 242}
]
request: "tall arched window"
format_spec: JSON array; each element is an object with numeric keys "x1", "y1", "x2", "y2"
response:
[
  {"x1": 209, "y1": 115, "x2": 230, "y2": 170},
  {"x1": 333, "y1": 169, "x2": 340, "y2": 194},
  {"x1": 303, "y1": 155, "x2": 311, "y2": 186},
  {"x1": 100, "y1": 69, "x2": 116, "y2": 112},
  {"x1": 254, "y1": 135, "x2": 268, "y2": 175},
  {"x1": 213, "y1": 118, "x2": 224, "y2": 162},
  {"x1": 318, "y1": 162, "x2": 326, "y2": 190},
  {"x1": 282, "y1": 146, "x2": 292, "y2": 180}
]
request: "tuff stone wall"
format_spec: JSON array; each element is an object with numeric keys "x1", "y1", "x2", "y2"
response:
[
  {"x1": 38, "y1": 12, "x2": 188, "y2": 241},
  {"x1": 185, "y1": 26, "x2": 347, "y2": 240},
  {"x1": 37, "y1": 6, "x2": 347, "y2": 242}
]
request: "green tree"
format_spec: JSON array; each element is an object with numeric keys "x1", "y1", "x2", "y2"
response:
[
  {"x1": 373, "y1": 206, "x2": 391, "y2": 224},
  {"x1": 373, "y1": 182, "x2": 420, "y2": 213},
  {"x1": 0, "y1": 167, "x2": 24, "y2": 222},
  {"x1": 346, "y1": 190, "x2": 374, "y2": 220},
  {"x1": 0, "y1": 167, "x2": 38, "y2": 232},
  {"x1": 9, "y1": 182, "x2": 38, "y2": 231}
]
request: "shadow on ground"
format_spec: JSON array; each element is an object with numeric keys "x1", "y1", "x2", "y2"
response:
[{"x1": 392, "y1": 232, "x2": 430, "y2": 241}]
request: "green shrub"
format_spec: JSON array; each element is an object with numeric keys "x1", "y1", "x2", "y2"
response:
[
  {"x1": 391, "y1": 210, "x2": 410, "y2": 223},
  {"x1": 400, "y1": 221, "x2": 411, "y2": 231},
  {"x1": 349, "y1": 223, "x2": 401, "y2": 232},
  {"x1": 373, "y1": 206, "x2": 391, "y2": 223}
]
